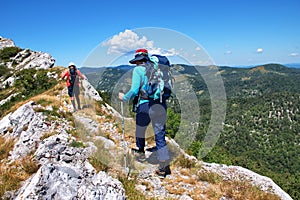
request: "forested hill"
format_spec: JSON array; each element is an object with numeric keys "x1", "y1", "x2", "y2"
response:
[
  {"x1": 219, "y1": 64, "x2": 300, "y2": 96},
  {"x1": 83, "y1": 63, "x2": 300, "y2": 199},
  {"x1": 174, "y1": 63, "x2": 300, "y2": 199}
]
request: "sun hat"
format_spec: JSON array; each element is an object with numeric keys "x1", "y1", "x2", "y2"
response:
[
  {"x1": 129, "y1": 49, "x2": 149, "y2": 64},
  {"x1": 135, "y1": 48, "x2": 148, "y2": 55},
  {"x1": 68, "y1": 62, "x2": 76, "y2": 68}
]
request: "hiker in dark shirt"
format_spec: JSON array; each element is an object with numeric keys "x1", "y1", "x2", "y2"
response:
[{"x1": 61, "y1": 62, "x2": 84, "y2": 111}]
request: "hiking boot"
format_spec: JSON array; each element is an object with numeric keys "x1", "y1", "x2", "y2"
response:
[
  {"x1": 155, "y1": 165, "x2": 171, "y2": 178},
  {"x1": 132, "y1": 148, "x2": 146, "y2": 162}
]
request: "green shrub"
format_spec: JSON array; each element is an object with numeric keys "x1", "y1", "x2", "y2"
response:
[
  {"x1": 0, "y1": 46, "x2": 22, "y2": 62},
  {"x1": 70, "y1": 140, "x2": 84, "y2": 148}
]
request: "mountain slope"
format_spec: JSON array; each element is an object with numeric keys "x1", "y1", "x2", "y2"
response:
[
  {"x1": 0, "y1": 36, "x2": 294, "y2": 199},
  {"x1": 82, "y1": 63, "x2": 299, "y2": 199},
  {"x1": 0, "y1": 77, "x2": 290, "y2": 200}
]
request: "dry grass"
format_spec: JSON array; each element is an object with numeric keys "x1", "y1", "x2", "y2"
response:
[
  {"x1": 161, "y1": 158, "x2": 280, "y2": 200},
  {"x1": 0, "y1": 164, "x2": 26, "y2": 197},
  {"x1": 118, "y1": 175, "x2": 148, "y2": 200},
  {"x1": 0, "y1": 134, "x2": 38, "y2": 197},
  {"x1": 40, "y1": 131, "x2": 57, "y2": 141},
  {"x1": 197, "y1": 170, "x2": 223, "y2": 184},
  {"x1": 89, "y1": 156, "x2": 110, "y2": 172},
  {"x1": 0, "y1": 136, "x2": 15, "y2": 160},
  {"x1": 219, "y1": 181, "x2": 281, "y2": 200},
  {"x1": 194, "y1": 174, "x2": 281, "y2": 200},
  {"x1": 0, "y1": 155, "x2": 39, "y2": 197},
  {"x1": 173, "y1": 154, "x2": 197, "y2": 169}
]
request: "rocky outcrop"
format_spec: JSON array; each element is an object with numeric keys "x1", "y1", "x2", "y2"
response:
[
  {"x1": 0, "y1": 92, "x2": 19, "y2": 106},
  {"x1": 0, "y1": 37, "x2": 56, "y2": 90},
  {"x1": 0, "y1": 36, "x2": 15, "y2": 49},
  {"x1": 81, "y1": 78, "x2": 102, "y2": 101},
  {"x1": 0, "y1": 100, "x2": 125, "y2": 199},
  {"x1": 201, "y1": 162, "x2": 293, "y2": 200},
  {"x1": 15, "y1": 163, "x2": 125, "y2": 200},
  {"x1": 14, "y1": 132, "x2": 125, "y2": 200},
  {"x1": 7, "y1": 49, "x2": 55, "y2": 70}
]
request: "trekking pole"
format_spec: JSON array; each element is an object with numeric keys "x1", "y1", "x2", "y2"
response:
[
  {"x1": 120, "y1": 100, "x2": 127, "y2": 173},
  {"x1": 59, "y1": 83, "x2": 63, "y2": 107}
]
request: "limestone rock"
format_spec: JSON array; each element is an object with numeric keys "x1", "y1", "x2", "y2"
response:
[
  {"x1": 15, "y1": 162, "x2": 125, "y2": 200},
  {"x1": 7, "y1": 49, "x2": 55, "y2": 70},
  {"x1": 0, "y1": 36, "x2": 15, "y2": 50}
]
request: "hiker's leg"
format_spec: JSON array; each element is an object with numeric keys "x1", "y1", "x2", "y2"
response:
[
  {"x1": 74, "y1": 86, "x2": 81, "y2": 109},
  {"x1": 149, "y1": 102, "x2": 169, "y2": 161},
  {"x1": 135, "y1": 102, "x2": 150, "y2": 151},
  {"x1": 68, "y1": 86, "x2": 76, "y2": 110},
  {"x1": 71, "y1": 98, "x2": 76, "y2": 109}
]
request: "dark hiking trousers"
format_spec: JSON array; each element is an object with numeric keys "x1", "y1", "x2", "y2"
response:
[
  {"x1": 136, "y1": 101, "x2": 170, "y2": 161},
  {"x1": 68, "y1": 85, "x2": 80, "y2": 97}
]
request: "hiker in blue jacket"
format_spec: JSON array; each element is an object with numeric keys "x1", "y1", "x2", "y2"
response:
[{"x1": 118, "y1": 49, "x2": 171, "y2": 178}]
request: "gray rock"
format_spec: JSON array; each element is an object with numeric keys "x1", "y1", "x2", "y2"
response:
[
  {"x1": 81, "y1": 78, "x2": 102, "y2": 101},
  {"x1": 7, "y1": 49, "x2": 55, "y2": 70},
  {"x1": 15, "y1": 162, "x2": 125, "y2": 200},
  {"x1": 0, "y1": 36, "x2": 15, "y2": 50}
]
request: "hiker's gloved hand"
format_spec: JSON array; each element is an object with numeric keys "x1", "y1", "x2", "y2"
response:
[{"x1": 118, "y1": 92, "x2": 124, "y2": 101}]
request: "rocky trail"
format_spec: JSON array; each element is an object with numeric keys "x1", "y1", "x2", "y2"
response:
[{"x1": 0, "y1": 75, "x2": 293, "y2": 200}]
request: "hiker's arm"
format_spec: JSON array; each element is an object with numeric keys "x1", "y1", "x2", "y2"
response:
[
  {"x1": 61, "y1": 70, "x2": 68, "y2": 79},
  {"x1": 123, "y1": 68, "x2": 141, "y2": 101},
  {"x1": 77, "y1": 70, "x2": 85, "y2": 79}
]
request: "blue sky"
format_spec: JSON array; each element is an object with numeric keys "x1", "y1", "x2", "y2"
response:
[{"x1": 1, "y1": 0, "x2": 299, "y2": 67}]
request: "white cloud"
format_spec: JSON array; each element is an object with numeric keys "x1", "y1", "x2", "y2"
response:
[
  {"x1": 289, "y1": 52, "x2": 299, "y2": 57},
  {"x1": 256, "y1": 48, "x2": 263, "y2": 53},
  {"x1": 148, "y1": 47, "x2": 179, "y2": 57},
  {"x1": 102, "y1": 29, "x2": 154, "y2": 54},
  {"x1": 195, "y1": 46, "x2": 201, "y2": 51},
  {"x1": 224, "y1": 50, "x2": 232, "y2": 54},
  {"x1": 101, "y1": 29, "x2": 180, "y2": 57}
]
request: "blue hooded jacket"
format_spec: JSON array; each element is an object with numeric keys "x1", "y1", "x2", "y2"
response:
[{"x1": 122, "y1": 64, "x2": 149, "y2": 105}]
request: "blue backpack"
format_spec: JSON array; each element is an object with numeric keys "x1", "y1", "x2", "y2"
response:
[{"x1": 144, "y1": 54, "x2": 174, "y2": 102}]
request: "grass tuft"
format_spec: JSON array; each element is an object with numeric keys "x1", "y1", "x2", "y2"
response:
[
  {"x1": 197, "y1": 170, "x2": 223, "y2": 184},
  {"x1": 0, "y1": 136, "x2": 15, "y2": 160}
]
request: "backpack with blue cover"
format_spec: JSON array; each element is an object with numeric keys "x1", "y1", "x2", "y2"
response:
[{"x1": 141, "y1": 54, "x2": 174, "y2": 103}]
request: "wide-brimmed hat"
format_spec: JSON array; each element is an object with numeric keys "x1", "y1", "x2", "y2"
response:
[
  {"x1": 129, "y1": 54, "x2": 149, "y2": 64},
  {"x1": 129, "y1": 48, "x2": 149, "y2": 64},
  {"x1": 68, "y1": 62, "x2": 76, "y2": 68}
]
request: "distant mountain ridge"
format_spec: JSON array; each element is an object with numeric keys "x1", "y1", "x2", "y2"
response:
[{"x1": 284, "y1": 63, "x2": 300, "y2": 68}]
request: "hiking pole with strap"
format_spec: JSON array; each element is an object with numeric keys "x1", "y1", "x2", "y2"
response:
[{"x1": 120, "y1": 97, "x2": 127, "y2": 174}]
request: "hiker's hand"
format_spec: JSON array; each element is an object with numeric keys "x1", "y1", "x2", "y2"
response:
[{"x1": 118, "y1": 92, "x2": 124, "y2": 101}]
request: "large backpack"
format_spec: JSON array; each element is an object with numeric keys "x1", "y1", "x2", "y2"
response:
[
  {"x1": 142, "y1": 54, "x2": 174, "y2": 102},
  {"x1": 69, "y1": 67, "x2": 79, "y2": 86}
]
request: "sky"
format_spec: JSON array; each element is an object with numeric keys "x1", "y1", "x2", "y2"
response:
[{"x1": 1, "y1": 0, "x2": 299, "y2": 67}]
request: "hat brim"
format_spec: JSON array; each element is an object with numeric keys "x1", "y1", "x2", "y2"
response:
[
  {"x1": 129, "y1": 54, "x2": 148, "y2": 64},
  {"x1": 129, "y1": 58, "x2": 140, "y2": 64}
]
